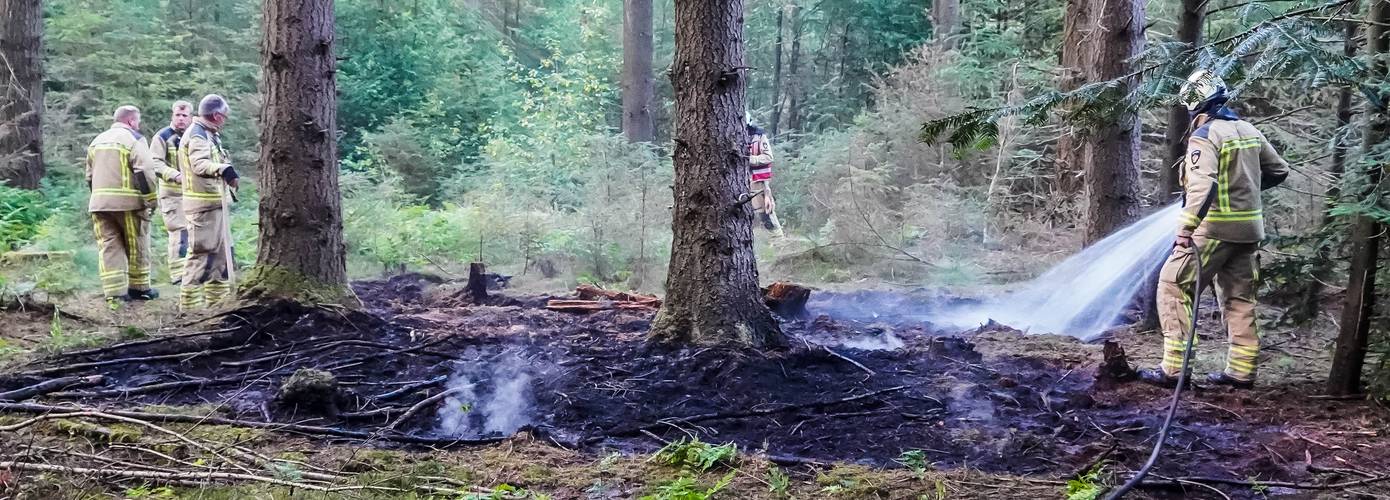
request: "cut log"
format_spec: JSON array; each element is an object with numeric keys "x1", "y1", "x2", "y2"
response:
[
  {"x1": 466, "y1": 263, "x2": 488, "y2": 303},
  {"x1": 574, "y1": 285, "x2": 660, "y2": 305},
  {"x1": 545, "y1": 285, "x2": 662, "y2": 313},
  {"x1": 763, "y1": 282, "x2": 811, "y2": 319},
  {"x1": 545, "y1": 299, "x2": 660, "y2": 313},
  {"x1": 1095, "y1": 340, "x2": 1136, "y2": 385}
]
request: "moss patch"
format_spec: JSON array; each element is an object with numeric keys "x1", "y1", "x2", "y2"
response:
[{"x1": 238, "y1": 265, "x2": 361, "y2": 307}]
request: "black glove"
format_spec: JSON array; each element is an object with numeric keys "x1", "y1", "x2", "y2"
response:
[{"x1": 221, "y1": 165, "x2": 239, "y2": 182}]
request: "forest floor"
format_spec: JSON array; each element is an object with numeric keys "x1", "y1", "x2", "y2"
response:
[{"x1": 0, "y1": 274, "x2": 1386, "y2": 499}]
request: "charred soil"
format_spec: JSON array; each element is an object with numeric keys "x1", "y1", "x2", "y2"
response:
[{"x1": 1, "y1": 274, "x2": 1387, "y2": 498}]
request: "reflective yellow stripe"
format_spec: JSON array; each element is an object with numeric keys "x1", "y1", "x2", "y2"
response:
[
  {"x1": 1230, "y1": 345, "x2": 1259, "y2": 356},
  {"x1": 1227, "y1": 358, "x2": 1256, "y2": 370},
  {"x1": 1217, "y1": 138, "x2": 1262, "y2": 213},
  {"x1": 1206, "y1": 209, "x2": 1262, "y2": 222},
  {"x1": 1179, "y1": 212, "x2": 1201, "y2": 228},
  {"x1": 184, "y1": 191, "x2": 223, "y2": 201}
]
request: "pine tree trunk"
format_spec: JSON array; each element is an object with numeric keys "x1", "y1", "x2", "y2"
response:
[
  {"x1": 0, "y1": 0, "x2": 44, "y2": 190},
  {"x1": 1055, "y1": 0, "x2": 1089, "y2": 198},
  {"x1": 651, "y1": 0, "x2": 783, "y2": 348},
  {"x1": 622, "y1": 0, "x2": 655, "y2": 143},
  {"x1": 769, "y1": 4, "x2": 785, "y2": 138},
  {"x1": 241, "y1": 0, "x2": 356, "y2": 306},
  {"x1": 1160, "y1": 0, "x2": 1204, "y2": 201},
  {"x1": 1082, "y1": 0, "x2": 1144, "y2": 244},
  {"x1": 932, "y1": 0, "x2": 961, "y2": 48},
  {"x1": 1328, "y1": 0, "x2": 1389, "y2": 396}
]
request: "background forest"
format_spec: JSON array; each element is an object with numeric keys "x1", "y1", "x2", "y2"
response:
[{"x1": 0, "y1": 0, "x2": 1384, "y2": 355}]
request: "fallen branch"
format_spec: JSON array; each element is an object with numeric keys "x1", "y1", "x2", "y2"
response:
[
  {"x1": 0, "y1": 375, "x2": 104, "y2": 401},
  {"x1": 51, "y1": 326, "x2": 244, "y2": 359},
  {"x1": 0, "y1": 410, "x2": 258, "y2": 475},
  {"x1": 821, "y1": 345, "x2": 875, "y2": 376},
  {"x1": 0, "y1": 461, "x2": 421, "y2": 494},
  {"x1": 373, "y1": 375, "x2": 448, "y2": 401},
  {"x1": 220, "y1": 339, "x2": 398, "y2": 368},
  {"x1": 48, "y1": 377, "x2": 240, "y2": 399},
  {"x1": 17, "y1": 346, "x2": 246, "y2": 377},
  {"x1": 1142, "y1": 473, "x2": 1390, "y2": 490},
  {"x1": 384, "y1": 386, "x2": 470, "y2": 432},
  {"x1": 0, "y1": 402, "x2": 505, "y2": 446}
]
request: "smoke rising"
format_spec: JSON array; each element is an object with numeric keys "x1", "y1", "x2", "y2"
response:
[{"x1": 436, "y1": 349, "x2": 535, "y2": 437}]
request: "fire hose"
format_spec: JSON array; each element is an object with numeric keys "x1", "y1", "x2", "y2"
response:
[{"x1": 1105, "y1": 183, "x2": 1218, "y2": 500}]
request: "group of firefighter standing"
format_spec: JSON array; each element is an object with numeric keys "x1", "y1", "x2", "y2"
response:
[
  {"x1": 84, "y1": 70, "x2": 1285, "y2": 389},
  {"x1": 85, "y1": 94, "x2": 238, "y2": 312}
]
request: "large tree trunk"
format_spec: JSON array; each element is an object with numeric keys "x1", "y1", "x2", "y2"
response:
[
  {"x1": 932, "y1": 0, "x2": 961, "y2": 48},
  {"x1": 240, "y1": 0, "x2": 356, "y2": 306},
  {"x1": 1328, "y1": 0, "x2": 1389, "y2": 396},
  {"x1": 622, "y1": 0, "x2": 655, "y2": 143},
  {"x1": 0, "y1": 0, "x2": 44, "y2": 190},
  {"x1": 1081, "y1": 0, "x2": 1145, "y2": 244},
  {"x1": 1160, "y1": 0, "x2": 1204, "y2": 201},
  {"x1": 650, "y1": 0, "x2": 783, "y2": 348}
]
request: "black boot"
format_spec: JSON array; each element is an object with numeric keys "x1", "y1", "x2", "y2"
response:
[
  {"x1": 128, "y1": 288, "x2": 160, "y2": 301},
  {"x1": 1137, "y1": 368, "x2": 1180, "y2": 388},
  {"x1": 1204, "y1": 372, "x2": 1254, "y2": 389}
]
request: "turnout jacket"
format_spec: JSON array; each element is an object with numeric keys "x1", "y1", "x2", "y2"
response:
[
  {"x1": 749, "y1": 130, "x2": 773, "y2": 182},
  {"x1": 150, "y1": 126, "x2": 186, "y2": 201},
  {"x1": 87, "y1": 123, "x2": 158, "y2": 212},
  {"x1": 178, "y1": 118, "x2": 234, "y2": 214},
  {"x1": 1180, "y1": 107, "x2": 1289, "y2": 243}
]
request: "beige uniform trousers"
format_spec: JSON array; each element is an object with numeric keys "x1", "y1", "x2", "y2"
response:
[
  {"x1": 179, "y1": 208, "x2": 231, "y2": 309},
  {"x1": 1156, "y1": 236, "x2": 1261, "y2": 381},
  {"x1": 162, "y1": 202, "x2": 188, "y2": 284},
  {"x1": 750, "y1": 180, "x2": 784, "y2": 235},
  {"x1": 92, "y1": 210, "x2": 152, "y2": 298}
]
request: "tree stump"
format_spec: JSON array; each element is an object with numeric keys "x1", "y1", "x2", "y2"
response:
[
  {"x1": 467, "y1": 263, "x2": 489, "y2": 303},
  {"x1": 1095, "y1": 340, "x2": 1136, "y2": 385},
  {"x1": 763, "y1": 282, "x2": 811, "y2": 319}
]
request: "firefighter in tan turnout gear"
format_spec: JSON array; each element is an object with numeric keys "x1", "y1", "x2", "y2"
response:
[
  {"x1": 1138, "y1": 70, "x2": 1289, "y2": 389},
  {"x1": 87, "y1": 106, "x2": 169, "y2": 304},
  {"x1": 151, "y1": 101, "x2": 193, "y2": 284},
  {"x1": 747, "y1": 121, "x2": 785, "y2": 238},
  {"x1": 178, "y1": 95, "x2": 241, "y2": 310}
]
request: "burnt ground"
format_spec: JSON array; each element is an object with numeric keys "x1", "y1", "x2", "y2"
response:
[{"x1": 1, "y1": 274, "x2": 1388, "y2": 498}]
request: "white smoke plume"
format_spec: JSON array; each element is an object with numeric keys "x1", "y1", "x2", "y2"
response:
[
  {"x1": 436, "y1": 349, "x2": 535, "y2": 437},
  {"x1": 836, "y1": 331, "x2": 904, "y2": 351}
]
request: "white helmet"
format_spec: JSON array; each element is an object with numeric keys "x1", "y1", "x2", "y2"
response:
[{"x1": 1178, "y1": 69, "x2": 1226, "y2": 111}]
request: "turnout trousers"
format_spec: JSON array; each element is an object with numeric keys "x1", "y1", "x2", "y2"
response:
[
  {"x1": 180, "y1": 208, "x2": 231, "y2": 310},
  {"x1": 162, "y1": 203, "x2": 188, "y2": 284},
  {"x1": 749, "y1": 180, "x2": 784, "y2": 236},
  {"x1": 92, "y1": 210, "x2": 153, "y2": 298},
  {"x1": 1156, "y1": 236, "x2": 1261, "y2": 382}
]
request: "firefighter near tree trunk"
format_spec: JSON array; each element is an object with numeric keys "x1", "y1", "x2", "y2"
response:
[
  {"x1": 86, "y1": 105, "x2": 168, "y2": 305},
  {"x1": 747, "y1": 120, "x2": 785, "y2": 238},
  {"x1": 151, "y1": 100, "x2": 193, "y2": 285},
  {"x1": 1137, "y1": 70, "x2": 1289, "y2": 390},
  {"x1": 177, "y1": 94, "x2": 240, "y2": 311}
]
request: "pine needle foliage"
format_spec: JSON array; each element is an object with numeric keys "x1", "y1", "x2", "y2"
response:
[{"x1": 920, "y1": 0, "x2": 1375, "y2": 153}]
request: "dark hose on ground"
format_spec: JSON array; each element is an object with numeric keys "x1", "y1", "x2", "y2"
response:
[{"x1": 1105, "y1": 186, "x2": 1217, "y2": 500}]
